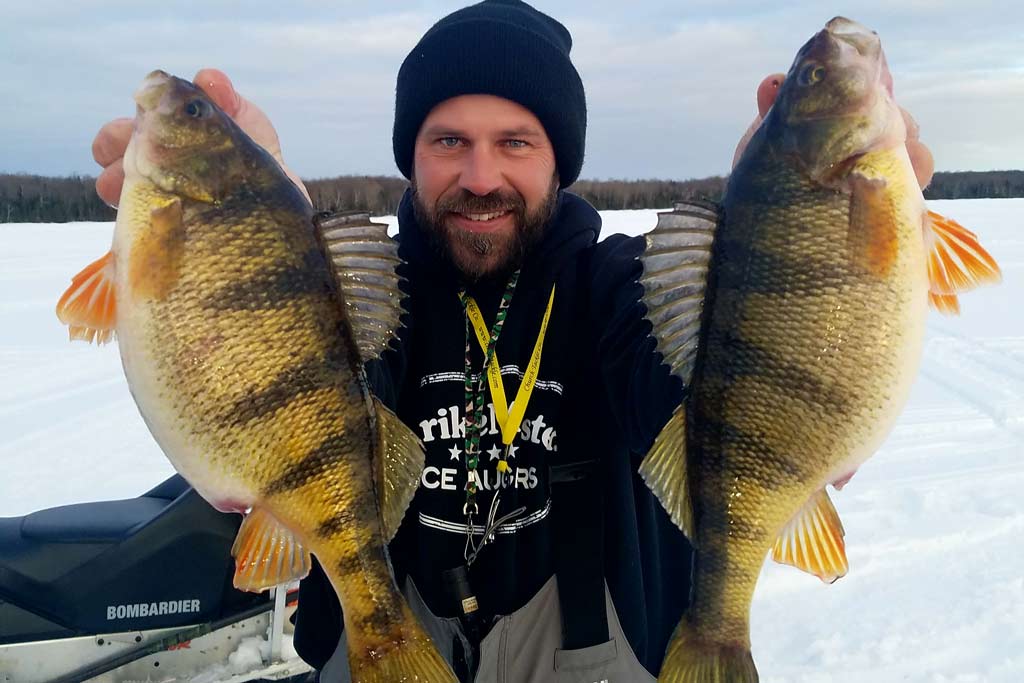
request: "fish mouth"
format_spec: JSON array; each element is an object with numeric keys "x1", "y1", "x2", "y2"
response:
[
  {"x1": 824, "y1": 16, "x2": 893, "y2": 97},
  {"x1": 134, "y1": 70, "x2": 173, "y2": 113}
]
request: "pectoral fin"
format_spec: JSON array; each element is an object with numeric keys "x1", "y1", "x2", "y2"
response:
[
  {"x1": 56, "y1": 251, "x2": 117, "y2": 344},
  {"x1": 638, "y1": 404, "x2": 694, "y2": 541},
  {"x1": 847, "y1": 174, "x2": 899, "y2": 278},
  {"x1": 231, "y1": 507, "x2": 311, "y2": 592},
  {"x1": 772, "y1": 488, "x2": 848, "y2": 583},
  {"x1": 374, "y1": 396, "x2": 425, "y2": 541},
  {"x1": 924, "y1": 210, "x2": 1001, "y2": 316}
]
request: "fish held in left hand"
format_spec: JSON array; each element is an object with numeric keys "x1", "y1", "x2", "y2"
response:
[
  {"x1": 56, "y1": 70, "x2": 456, "y2": 683},
  {"x1": 638, "y1": 17, "x2": 1001, "y2": 683}
]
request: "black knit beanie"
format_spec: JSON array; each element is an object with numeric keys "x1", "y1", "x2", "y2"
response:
[{"x1": 393, "y1": 0, "x2": 587, "y2": 188}]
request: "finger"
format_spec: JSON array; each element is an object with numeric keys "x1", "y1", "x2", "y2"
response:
[
  {"x1": 757, "y1": 73, "x2": 786, "y2": 118},
  {"x1": 899, "y1": 106, "x2": 933, "y2": 188},
  {"x1": 732, "y1": 114, "x2": 762, "y2": 170},
  {"x1": 900, "y1": 107, "x2": 920, "y2": 142},
  {"x1": 92, "y1": 118, "x2": 133, "y2": 167},
  {"x1": 96, "y1": 158, "x2": 126, "y2": 208},
  {"x1": 906, "y1": 138, "x2": 934, "y2": 190},
  {"x1": 193, "y1": 68, "x2": 241, "y2": 117}
]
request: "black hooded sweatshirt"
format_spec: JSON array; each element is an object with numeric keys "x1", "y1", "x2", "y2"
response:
[{"x1": 294, "y1": 190, "x2": 692, "y2": 676}]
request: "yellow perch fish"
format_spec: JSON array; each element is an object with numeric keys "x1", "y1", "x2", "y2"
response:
[
  {"x1": 637, "y1": 18, "x2": 1001, "y2": 682},
  {"x1": 56, "y1": 71, "x2": 455, "y2": 682}
]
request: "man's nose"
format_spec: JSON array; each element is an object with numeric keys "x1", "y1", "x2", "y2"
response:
[{"x1": 459, "y1": 146, "x2": 503, "y2": 196}]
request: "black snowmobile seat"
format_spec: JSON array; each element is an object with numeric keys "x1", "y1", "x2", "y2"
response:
[
  {"x1": 21, "y1": 496, "x2": 173, "y2": 544},
  {"x1": 0, "y1": 475, "x2": 254, "y2": 642}
]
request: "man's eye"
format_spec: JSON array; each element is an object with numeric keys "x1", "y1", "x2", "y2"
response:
[
  {"x1": 438, "y1": 137, "x2": 461, "y2": 148},
  {"x1": 505, "y1": 139, "x2": 528, "y2": 149}
]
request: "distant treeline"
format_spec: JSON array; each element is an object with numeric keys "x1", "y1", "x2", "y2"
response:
[{"x1": 4, "y1": 170, "x2": 1023, "y2": 223}]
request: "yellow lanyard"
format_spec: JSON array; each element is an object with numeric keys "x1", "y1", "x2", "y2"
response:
[{"x1": 463, "y1": 284, "x2": 556, "y2": 470}]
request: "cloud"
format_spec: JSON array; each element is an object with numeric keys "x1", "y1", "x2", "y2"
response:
[{"x1": 2, "y1": 1, "x2": 1022, "y2": 179}]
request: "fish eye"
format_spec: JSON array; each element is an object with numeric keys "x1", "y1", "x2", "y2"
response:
[
  {"x1": 798, "y1": 63, "x2": 826, "y2": 86},
  {"x1": 184, "y1": 99, "x2": 211, "y2": 119}
]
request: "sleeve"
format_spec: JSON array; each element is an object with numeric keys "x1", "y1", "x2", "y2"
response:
[{"x1": 588, "y1": 234, "x2": 685, "y2": 455}]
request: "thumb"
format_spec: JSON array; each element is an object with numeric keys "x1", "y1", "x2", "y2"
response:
[
  {"x1": 756, "y1": 73, "x2": 785, "y2": 118},
  {"x1": 192, "y1": 68, "x2": 242, "y2": 117}
]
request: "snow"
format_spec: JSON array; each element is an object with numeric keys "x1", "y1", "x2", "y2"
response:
[{"x1": 1, "y1": 199, "x2": 1021, "y2": 681}]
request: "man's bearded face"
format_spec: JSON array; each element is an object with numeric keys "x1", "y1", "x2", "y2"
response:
[
  {"x1": 410, "y1": 94, "x2": 561, "y2": 282},
  {"x1": 411, "y1": 176, "x2": 558, "y2": 281}
]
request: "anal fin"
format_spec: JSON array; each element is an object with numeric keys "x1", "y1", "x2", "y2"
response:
[
  {"x1": 373, "y1": 396, "x2": 426, "y2": 541},
  {"x1": 56, "y1": 251, "x2": 117, "y2": 344},
  {"x1": 639, "y1": 404, "x2": 694, "y2": 541},
  {"x1": 231, "y1": 507, "x2": 311, "y2": 593},
  {"x1": 772, "y1": 488, "x2": 848, "y2": 583}
]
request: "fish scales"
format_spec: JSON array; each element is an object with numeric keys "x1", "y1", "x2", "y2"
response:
[
  {"x1": 121, "y1": 159, "x2": 407, "y2": 643},
  {"x1": 633, "y1": 18, "x2": 1006, "y2": 682},
  {"x1": 58, "y1": 71, "x2": 455, "y2": 681},
  {"x1": 685, "y1": 142, "x2": 928, "y2": 645}
]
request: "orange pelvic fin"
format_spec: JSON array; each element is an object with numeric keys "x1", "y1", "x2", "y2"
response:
[
  {"x1": 925, "y1": 211, "x2": 1002, "y2": 316},
  {"x1": 231, "y1": 507, "x2": 311, "y2": 593},
  {"x1": 772, "y1": 488, "x2": 848, "y2": 584},
  {"x1": 56, "y1": 251, "x2": 117, "y2": 344}
]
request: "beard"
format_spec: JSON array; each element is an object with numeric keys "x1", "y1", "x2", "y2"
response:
[{"x1": 411, "y1": 175, "x2": 559, "y2": 283}]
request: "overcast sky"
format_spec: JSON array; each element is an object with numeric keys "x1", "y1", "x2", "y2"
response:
[{"x1": 3, "y1": 1, "x2": 1022, "y2": 181}]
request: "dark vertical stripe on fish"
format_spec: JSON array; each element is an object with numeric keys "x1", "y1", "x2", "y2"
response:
[
  {"x1": 229, "y1": 349, "x2": 345, "y2": 426},
  {"x1": 315, "y1": 492, "x2": 380, "y2": 538},
  {"x1": 692, "y1": 412, "x2": 816, "y2": 487},
  {"x1": 705, "y1": 330, "x2": 850, "y2": 414},
  {"x1": 263, "y1": 432, "x2": 354, "y2": 495},
  {"x1": 714, "y1": 236, "x2": 858, "y2": 295},
  {"x1": 201, "y1": 248, "x2": 332, "y2": 311}
]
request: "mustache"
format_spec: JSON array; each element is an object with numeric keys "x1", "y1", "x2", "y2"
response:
[{"x1": 434, "y1": 190, "x2": 526, "y2": 216}]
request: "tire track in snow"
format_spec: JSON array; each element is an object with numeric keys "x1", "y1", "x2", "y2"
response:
[{"x1": 918, "y1": 327, "x2": 1024, "y2": 438}]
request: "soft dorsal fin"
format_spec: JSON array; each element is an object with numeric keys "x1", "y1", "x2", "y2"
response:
[
  {"x1": 639, "y1": 200, "x2": 719, "y2": 384},
  {"x1": 372, "y1": 397, "x2": 426, "y2": 541},
  {"x1": 638, "y1": 404, "x2": 694, "y2": 540},
  {"x1": 315, "y1": 211, "x2": 403, "y2": 362}
]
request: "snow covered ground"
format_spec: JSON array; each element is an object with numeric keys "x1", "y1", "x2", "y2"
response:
[{"x1": 1, "y1": 199, "x2": 1021, "y2": 681}]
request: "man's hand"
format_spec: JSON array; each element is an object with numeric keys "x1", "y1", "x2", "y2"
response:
[
  {"x1": 733, "y1": 73, "x2": 935, "y2": 190},
  {"x1": 93, "y1": 68, "x2": 310, "y2": 208}
]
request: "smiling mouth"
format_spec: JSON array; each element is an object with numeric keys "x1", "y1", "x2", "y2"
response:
[{"x1": 457, "y1": 210, "x2": 510, "y2": 222}]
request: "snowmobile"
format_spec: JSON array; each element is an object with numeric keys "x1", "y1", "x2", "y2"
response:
[{"x1": 0, "y1": 475, "x2": 314, "y2": 683}]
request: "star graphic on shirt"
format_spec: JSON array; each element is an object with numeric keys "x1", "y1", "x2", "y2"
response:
[
  {"x1": 487, "y1": 444, "x2": 503, "y2": 461},
  {"x1": 507, "y1": 443, "x2": 519, "y2": 460},
  {"x1": 448, "y1": 445, "x2": 462, "y2": 461}
]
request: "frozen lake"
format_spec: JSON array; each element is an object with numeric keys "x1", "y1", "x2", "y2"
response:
[{"x1": 1, "y1": 199, "x2": 1021, "y2": 681}]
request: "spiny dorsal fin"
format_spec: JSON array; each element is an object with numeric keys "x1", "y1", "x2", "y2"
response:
[
  {"x1": 373, "y1": 396, "x2": 426, "y2": 541},
  {"x1": 231, "y1": 507, "x2": 312, "y2": 592},
  {"x1": 639, "y1": 200, "x2": 719, "y2": 384},
  {"x1": 315, "y1": 211, "x2": 403, "y2": 362},
  {"x1": 638, "y1": 404, "x2": 694, "y2": 540}
]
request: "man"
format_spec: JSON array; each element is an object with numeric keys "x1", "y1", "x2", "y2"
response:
[{"x1": 93, "y1": 2, "x2": 934, "y2": 680}]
